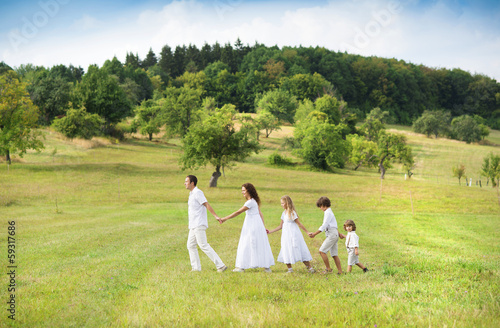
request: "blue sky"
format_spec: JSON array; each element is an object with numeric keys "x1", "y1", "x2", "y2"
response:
[{"x1": 1, "y1": 0, "x2": 499, "y2": 81}]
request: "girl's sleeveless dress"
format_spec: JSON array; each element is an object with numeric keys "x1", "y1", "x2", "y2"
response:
[
  {"x1": 235, "y1": 198, "x2": 275, "y2": 269},
  {"x1": 277, "y1": 210, "x2": 313, "y2": 264}
]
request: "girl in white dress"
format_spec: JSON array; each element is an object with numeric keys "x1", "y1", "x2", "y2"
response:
[
  {"x1": 268, "y1": 196, "x2": 315, "y2": 273},
  {"x1": 219, "y1": 183, "x2": 275, "y2": 272}
]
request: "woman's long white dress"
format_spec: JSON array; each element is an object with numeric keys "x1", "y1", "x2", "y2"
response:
[
  {"x1": 235, "y1": 198, "x2": 275, "y2": 269},
  {"x1": 277, "y1": 210, "x2": 313, "y2": 264}
]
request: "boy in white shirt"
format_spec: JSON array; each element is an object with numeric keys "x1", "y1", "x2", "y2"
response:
[
  {"x1": 308, "y1": 197, "x2": 344, "y2": 274},
  {"x1": 343, "y1": 219, "x2": 368, "y2": 273}
]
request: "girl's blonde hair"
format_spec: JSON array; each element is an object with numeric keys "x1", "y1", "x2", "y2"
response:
[{"x1": 281, "y1": 195, "x2": 297, "y2": 220}]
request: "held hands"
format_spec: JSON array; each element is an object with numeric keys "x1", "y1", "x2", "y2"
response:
[
  {"x1": 308, "y1": 232, "x2": 315, "y2": 238},
  {"x1": 266, "y1": 229, "x2": 270, "y2": 234},
  {"x1": 214, "y1": 215, "x2": 223, "y2": 224}
]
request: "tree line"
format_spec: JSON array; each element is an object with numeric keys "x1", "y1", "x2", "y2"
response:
[{"x1": 2, "y1": 39, "x2": 500, "y2": 128}]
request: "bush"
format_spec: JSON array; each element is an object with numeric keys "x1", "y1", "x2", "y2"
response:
[
  {"x1": 268, "y1": 152, "x2": 293, "y2": 166},
  {"x1": 52, "y1": 107, "x2": 104, "y2": 139}
]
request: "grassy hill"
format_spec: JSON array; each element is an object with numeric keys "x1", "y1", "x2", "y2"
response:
[{"x1": 1, "y1": 126, "x2": 499, "y2": 327}]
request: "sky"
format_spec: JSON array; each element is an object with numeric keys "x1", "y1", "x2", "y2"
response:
[{"x1": 1, "y1": 0, "x2": 499, "y2": 81}]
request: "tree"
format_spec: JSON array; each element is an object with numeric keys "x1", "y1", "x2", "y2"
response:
[
  {"x1": 481, "y1": 153, "x2": 500, "y2": 187},
  {"x1": 413, "y1": 110, "x2": 451, "y2": 138},
  {"x1": 280, "y1": 72, "x2": 332, "y2": 102},
  {"x1": 0, "y1": 62, "x2": 13, "y2": 75},
  {"x1": 73, "y1": 65, "x2": 131, "y2": 125},
  {"x1": 161, "y1": 86, "x2": 202, "y2": 137},
  {"x1": 361, "y1": 107, "x2": 389, "y2": 141},
  {"x1": 294, "y1": 119, "x2": 349, "y2": 170},
  {"x1": 347, "y1": 134, "x2": 377, "y2": 170},
  {"x1": 52, "y1": 106, "x2": 104, "y2": 140},
  {"x1": 125, "y1": 52, "x2": 141, "y2": 69},
  {"x1": 142, "y1": 48, "x2": 158, "y2": 70},
  {"x1": 450, "y1": 115, "x2": 481, "y2": 143},
  {"x1": 27, "y1": 70, "x2": 72, "y2": 125},
  {"x1": 452, "y1": 164, "x2": 466, "y2": 185},
  {"x1": 255, "y1": 111, "x2": 281, "y2": 138},
  {"x1": 255, "y1": 89, "x2": 298, "y2": 124},
  {"x1": 180, "y1": 104, "x2": 260, "y2": 187},
  {"x1": 0, "y1": 71, "x2": 44, "y2": 164},
  {"x1": 376, "y1": 130, "x2": 412, "y2": 179},
  {"x1": 131, "y1": 99, "x2": 163, "y2": 141},
  {"x1": 159, "y1": 44, "x2": 174, "y2": 79},
  {"x1": 313, "y1": 94, "x2": 343, "y2": 125},
  {"x1": 473, "y1": 115, "x2": 490, "y2": 140}
]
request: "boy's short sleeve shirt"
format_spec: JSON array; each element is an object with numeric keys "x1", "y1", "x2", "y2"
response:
[
  {"x1": 188, "y1": 187, "x2": 208, "y2": 229},
  {"x1": 346, "y1": 231, "x2": 359, "y2": 248}
]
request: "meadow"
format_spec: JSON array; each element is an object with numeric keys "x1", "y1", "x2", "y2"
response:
[{"x1": 1, "y1": 126, "x2": 499, "y2": 327}]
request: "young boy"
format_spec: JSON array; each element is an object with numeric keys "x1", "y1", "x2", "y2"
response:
[
  {"x1": 308, "y1": 196, "x2": 344, "y2": 274},
  {"x1": 343, "y1": 219, "x2": 368, "y2": 273}
]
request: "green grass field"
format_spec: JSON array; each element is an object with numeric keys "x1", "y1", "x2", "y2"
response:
[{"x1": 1, "y1": 126, "x2": 499, "y2": 327}]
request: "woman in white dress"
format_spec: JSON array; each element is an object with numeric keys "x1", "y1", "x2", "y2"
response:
[
  {"x1": 219, "y1": 183, "x2": 275, "y2": 272},
  {"x1": 267, "y1": 196, "x2": 315, "y2": 273}
]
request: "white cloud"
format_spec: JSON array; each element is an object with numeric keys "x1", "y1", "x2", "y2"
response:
[{"x1": 72, "y1": 14, "x2": 101, "y2": 31}]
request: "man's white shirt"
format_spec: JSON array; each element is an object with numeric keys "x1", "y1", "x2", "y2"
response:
[{"x1": 188, "y1": 187, "x2": 208, "y2": 229}]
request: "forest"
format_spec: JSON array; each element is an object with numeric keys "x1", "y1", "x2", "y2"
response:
[{"x1": 1, "y1": 39, "x2": 499, "y2": 128}]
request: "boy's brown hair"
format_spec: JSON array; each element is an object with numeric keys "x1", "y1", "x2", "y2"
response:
[
  {"x1": 316, "y1": 196, "x2": 331, "y2": 208},
  {"x1": 343, "y1": 219, "x2": 356, "y2": 231}
]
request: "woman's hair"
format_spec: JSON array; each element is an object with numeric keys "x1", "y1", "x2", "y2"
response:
[
  {"x1": 343, "y1": 220, "x2": 356, "y2": 231},
  {"x1": 281, "y1": 195, "x2": 297, "y2": 220},
  {"x1": 242, "y1": 183, "x2": 260, "y2": 205},
  {"x1": 316, "y1": 196, "x2": 331, "y2": 208}
]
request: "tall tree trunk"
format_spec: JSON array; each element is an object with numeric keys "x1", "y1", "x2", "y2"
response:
[
  {"x1": 209, "y1": 166, "x2": 222, "y2": 188},
  {"x1": 6, "y1": 149, "x2": 11, "y2": 165},
  {"x1": 149, "y1": 133, "x2": 153, "y2": 141}
]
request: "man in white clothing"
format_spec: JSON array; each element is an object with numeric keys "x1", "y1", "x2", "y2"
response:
[{"x1": 185, "y1": 175, "x2": 226, "y2": 272}]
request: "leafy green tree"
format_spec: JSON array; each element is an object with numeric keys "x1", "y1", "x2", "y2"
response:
[
  {"x1": 255, "y1": 111, "x2": 281, "y2": 138},
  {"x1": 481, "y1": 153, "x2": 500, "y2": 187},
  {"x1": 413, "y1": 110, "x2": 451, "y2": 138},
  {"x1": 159, "y1": 44, "x2": 175, "y2": 79},
  {"x1": 450, "y1": 115, "x2": 482, "y2": 143},
  {"x1": 452, "y1": 164, "x2": 466, "y2": 185},
  {"x1": 313, "y1": 94, "x2": 343, "y2": 125},
  {"x1": 172, "y1": 45, "x2": 187, "y2": 78},
  {"x1": 125, "y1": 52, "x2": 141, "y2": 69},
  {"x1": 294, "y1": 119, "x2": 349, "y2": 170},
  {"x1": 280, "y1": 73, "x2": 332, "y2": 102},
  {"x1": 27, "y1": 70, "x2": 72, "y2": 125},
  {"x1": 180, "y1": 104, "x2": 260, "y2": 187},
  {"x1": 347, "y1": 134, "x2": 377, "y2": 170},
  {"x1": 142, "y1": 47, "x2": 158, "y2": 70},
  {"x1": 161, "y1": 86, "x2": 202, "y2": 137},
  {"x1": 376, "y1": 130, "x2": 412, "y2": 179},
  {"x1": 174, "y1": 71, "x2": 207, "y2": 92},
  {"x1": 255, "y1": 89, "x2": 298, "y2": 124},
  {"x1": 294, "y1": 99, "x2": 315, "y2": 123},
  {"x1": 52, "y1": 106, "x2": 104, "y2": 140},
  {"x1": 0, "y1": 71, "x2": 44, "y2": 164},
  {"x1": 0, "y1": 62, "x2": 13, "y2": 75},
  {"x1": 73, "y1": 65, "x2": 132, "y2": 125},
  {"x1": 361, "y1": 107, "x2": 388, "y2": 141},
  {"x1": 473, "y1": 115, "x2": 490, "y2": 140},
  {"x1": 131, "y1": 99, "x2": 163, "y2": 141}
]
